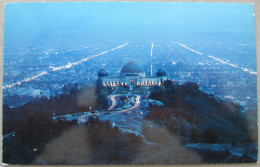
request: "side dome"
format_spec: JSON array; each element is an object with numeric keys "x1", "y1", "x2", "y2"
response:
[
  {"x1": 156, "y1": 69, "x2": 166, "y2": 76},
  {"x1": 98, "y1": 69, "x2": 108, "y2": 77},
  {"x1": 121, "y1": 61, "x2": 144, "y2": 73}
]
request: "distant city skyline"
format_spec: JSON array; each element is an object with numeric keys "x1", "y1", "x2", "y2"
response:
[{"x1": 3, "y1": 2, "x2": 257, "y2": 110}]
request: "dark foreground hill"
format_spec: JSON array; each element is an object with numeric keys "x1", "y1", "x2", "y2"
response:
[
  {"x1": 2, "y1": 82, "x2": 257, "y2": 164},
  {"x1": 145, "y1": 81, "x2": 257, "y2": 163}
]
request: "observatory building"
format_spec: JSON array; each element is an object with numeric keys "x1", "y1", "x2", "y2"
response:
[{"x1": 97, "y1": 61, "x2": 167, "y2": 90}]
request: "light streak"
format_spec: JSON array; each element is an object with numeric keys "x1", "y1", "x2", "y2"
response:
[
  {"x1": 3, "y1": 71, "x2": 47, "y2": 89},
  {"x1": 50, "y1": 43, "x2": 128, "y2": 71},
  {"x1": 176, "y1": 43, "x2": 257, "y2": 75},
  {"x1": 115, "y1": 95, "x2": 140, "y2": 114},
  {"x1": 3, "y1": 43, "x2": 128, "y2": 89},
  {"x1": 150, "y1": 43, "x2": 154, "y2": 77},
  {"x1": 177, "y1": 43, "x2": 203, "y2": 55},
  {"x1": 79, "y1": 112, "x2": 102, "y2": 123},
  {"x1": 108, "y1": 95, "x2": 119, "y2": 110},
  {"x1": 79, "y1": 95, "x2": 141, "y2": 123}
]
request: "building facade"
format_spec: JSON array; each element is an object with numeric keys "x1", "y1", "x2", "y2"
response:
[{"x1": 97, "y1": 61, "x2": 167, "y2": 90}]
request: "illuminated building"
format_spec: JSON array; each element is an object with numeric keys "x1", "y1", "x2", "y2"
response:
[{"x1": 97, "y1": 61, "x2": 167, "y2": 90}]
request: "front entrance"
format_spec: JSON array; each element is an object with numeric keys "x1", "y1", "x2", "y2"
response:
[{"x1": 131, "y1": 80, "x2": 135, "y2": 85}]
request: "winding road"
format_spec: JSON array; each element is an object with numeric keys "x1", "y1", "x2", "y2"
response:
[
  {"x1": 107, "y1": 95, "x2": 119, "y2": 110},
  {"x1": 79, "y1": 94, "x2": 141, "y2": 123},
  {"x1": 116, "y1": 95, "x2": 140, "y2": 114}
]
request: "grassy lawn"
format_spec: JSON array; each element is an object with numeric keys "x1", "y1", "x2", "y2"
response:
[
  {"x1": 110, "y1": 86, "x2": 161, "y2": 95},
  {"x1": 113, "y1": 87, "x2": 129, "y2": 94},
  {"x1": 132, "y1": 87, "x2": 146, "y2": 94}
]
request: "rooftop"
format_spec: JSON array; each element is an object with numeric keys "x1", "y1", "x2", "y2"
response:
[{"x1": 121, "y1": 61, "x2": 144, "y2": 74}]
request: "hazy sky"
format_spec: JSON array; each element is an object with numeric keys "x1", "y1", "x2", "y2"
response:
[{"x1": 4, "y1": 2, "x2": 256, "y2": 45}]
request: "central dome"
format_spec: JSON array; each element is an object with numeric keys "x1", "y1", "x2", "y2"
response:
[
  {"x1": 156, "y1": 69, "x2": 166, "y2": 76},
  {"x1": 121, "y1": 61, "x2": 144, "y2": 73},
  {"x1": 98, "y1": 69, "x2": 108, "y2": 77}
]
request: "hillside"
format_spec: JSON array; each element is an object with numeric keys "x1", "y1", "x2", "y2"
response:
[
  {"x1": 145, "y1": 81, "x2": 257, "y2": 162},
  {"x1": 2, "y1": 81, "x2": 257, "y2": 164}
]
